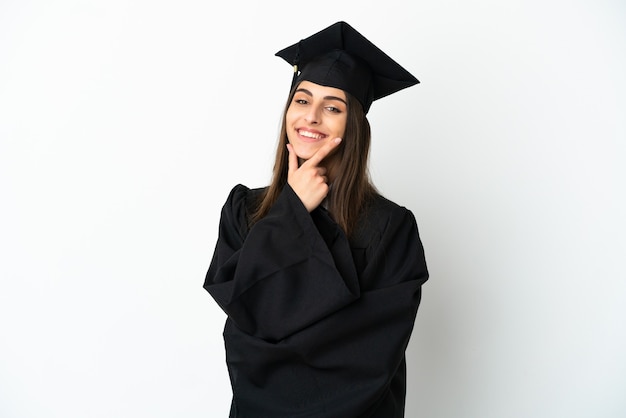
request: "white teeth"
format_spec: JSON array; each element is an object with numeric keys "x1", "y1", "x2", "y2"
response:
[{"x1": 299, "y1": 130, "x2": 324, "y2": 139}]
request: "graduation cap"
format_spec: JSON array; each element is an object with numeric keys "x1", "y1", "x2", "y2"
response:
[{"x1": 275, "y1": 21, "x2": 419, "y2": 114}]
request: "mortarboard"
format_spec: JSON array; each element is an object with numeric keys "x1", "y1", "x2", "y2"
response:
[{"x1": 275, "y1": 21, "x2": 419, "y2": 114}]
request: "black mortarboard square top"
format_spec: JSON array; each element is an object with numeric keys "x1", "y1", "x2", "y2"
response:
[{"x1": 275, "y1": 21, "x2": 419, "y2": 113}]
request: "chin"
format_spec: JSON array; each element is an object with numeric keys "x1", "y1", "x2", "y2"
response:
[{"x1": 292, "y1": 144, "x2": 321, "y2": 161}]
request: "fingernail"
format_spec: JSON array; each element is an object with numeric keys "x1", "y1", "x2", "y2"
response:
[{"x1": 334, "y1": 138, "x2": 342, "y2": 144}]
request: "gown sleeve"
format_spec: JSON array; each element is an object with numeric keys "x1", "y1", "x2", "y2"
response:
[{"x1": 204, "y1": 183, "x2": 361, "y2": 342}]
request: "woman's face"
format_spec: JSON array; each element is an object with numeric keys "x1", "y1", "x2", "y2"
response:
[{"x1": 285, "y1": 81, "x2": 347, "y2": 161}]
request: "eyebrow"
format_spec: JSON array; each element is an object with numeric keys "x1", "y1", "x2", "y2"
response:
[{"x1": 295, "y1": 88, "x2": 348, "y2": 105}]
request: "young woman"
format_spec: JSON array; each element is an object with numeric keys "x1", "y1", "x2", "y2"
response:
[{"x1": 204, "y1": 21, "x2": 429, "y2": 417}]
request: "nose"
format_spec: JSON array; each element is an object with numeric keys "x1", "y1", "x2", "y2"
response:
[{"x1": 304, "y1": 105, "x2": 320, "y2": 125}]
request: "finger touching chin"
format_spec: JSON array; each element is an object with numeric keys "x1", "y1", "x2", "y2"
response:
[{"x1": 290, "y1": 143, "x2": 320, "y2": 161}]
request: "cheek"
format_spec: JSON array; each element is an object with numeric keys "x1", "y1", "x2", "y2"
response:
[
  {"x1": 335, "y1": 118, "x2": 347, "y2": 137},
  {"x1": 285, "y1": 106, "x2": 299, "y2": 125}
]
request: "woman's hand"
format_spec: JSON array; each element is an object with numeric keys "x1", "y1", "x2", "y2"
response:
[{"x1": 287, "y1": 138, "x2": 342, "y2": 212}]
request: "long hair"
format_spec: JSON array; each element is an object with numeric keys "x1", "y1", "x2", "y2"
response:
[{"x1": 250, "y1": 83, "x2": 378, "y2": 237}]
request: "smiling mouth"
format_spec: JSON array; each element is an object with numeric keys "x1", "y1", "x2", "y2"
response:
[{"x1": 298, "y1": 129, "x2": 326, "y2": 140}]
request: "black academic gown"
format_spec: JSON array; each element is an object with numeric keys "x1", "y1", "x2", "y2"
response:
[{"x1": 204, "y1": 184, "x2": 429, "y2": 418}]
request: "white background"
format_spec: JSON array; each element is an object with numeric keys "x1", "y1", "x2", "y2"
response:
[{"x1": 1, "y1": 1, "x2": 625, "y2": 417}]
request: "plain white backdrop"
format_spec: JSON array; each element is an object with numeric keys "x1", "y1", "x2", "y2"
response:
[{"x1": 1, "y1": 1, "x2": 625, "y2": 417}]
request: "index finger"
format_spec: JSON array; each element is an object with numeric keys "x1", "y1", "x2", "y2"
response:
[{"x1": 305, "y1": 137, "x2": 342, "y2": 167}]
